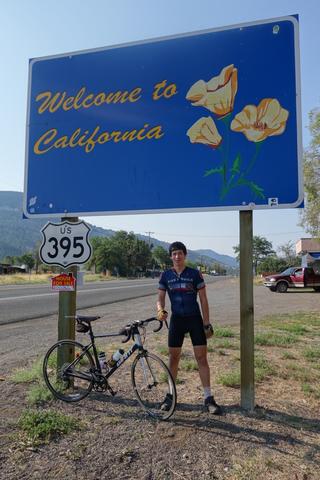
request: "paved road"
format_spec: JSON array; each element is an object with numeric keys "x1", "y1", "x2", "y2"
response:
[
  {"x1": 0, "y1": 278, "x2": 160, "y2": 324},
  {"x1": 0, "y1": 276, "x2": 218, "y2": 325}
]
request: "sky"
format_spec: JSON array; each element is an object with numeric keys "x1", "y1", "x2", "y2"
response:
[{"x1": 1, "y1": 0, "x2": 319, "y2": 256}]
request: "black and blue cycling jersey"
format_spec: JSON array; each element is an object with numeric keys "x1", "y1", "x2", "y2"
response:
[{"x1": 158, "y1": 267, "x2": 205, "y2": 317}]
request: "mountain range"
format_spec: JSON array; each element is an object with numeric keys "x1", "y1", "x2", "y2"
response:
[{"x1": 0, "y1": 191, "x2": 237, "y2": 268}]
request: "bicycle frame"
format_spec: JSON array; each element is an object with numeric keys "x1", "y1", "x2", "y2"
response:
[{"x1": 66, "y1": 323, "x2": 146, "y2": 382}]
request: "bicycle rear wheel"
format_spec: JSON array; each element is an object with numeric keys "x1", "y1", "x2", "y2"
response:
[
  {"x1": 43, "y1": 340, "x2": 95, "y2": 402},
  {"x1": 131, "y1": 352, "x2": 177, "y2": 420}
]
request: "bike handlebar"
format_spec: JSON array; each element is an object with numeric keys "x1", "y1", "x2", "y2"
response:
[{"x1": 118, "y1": 317, "x2": 166, "y2": 343}]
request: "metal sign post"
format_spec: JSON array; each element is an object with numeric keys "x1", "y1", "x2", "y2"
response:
[{"x1": 239, "y1": 210, "x2": 255, "y2": 410}]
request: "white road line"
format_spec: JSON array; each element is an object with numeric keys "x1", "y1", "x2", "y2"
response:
[{"x1": 0, "y1": 282, "x2": 156, "y2": 302}]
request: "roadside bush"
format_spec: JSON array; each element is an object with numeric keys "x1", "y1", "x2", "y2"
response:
[{"x1": 18, "y1": 409, "x2": 79, "y2": 445}]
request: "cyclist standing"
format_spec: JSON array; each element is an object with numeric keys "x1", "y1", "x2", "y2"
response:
[{"x1": 157, "y1": 241, "x2": 222, "y2": 414}]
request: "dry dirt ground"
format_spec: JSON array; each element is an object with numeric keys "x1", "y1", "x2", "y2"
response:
[{"x1": 0, "y1": 279, "x2": 319, "y2": 479}]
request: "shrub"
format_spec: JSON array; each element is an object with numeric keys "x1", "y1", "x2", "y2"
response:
[{"x1": 18, "y1": 409, "x2": 79, "y2": 444}]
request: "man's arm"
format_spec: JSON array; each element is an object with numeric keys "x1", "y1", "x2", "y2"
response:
[
  {"x1": 157, "y1": 289, "x2": 168, "y2": 321},
  {"x1": 198, "y1": 287, "x2": 210, "y2": 325}
]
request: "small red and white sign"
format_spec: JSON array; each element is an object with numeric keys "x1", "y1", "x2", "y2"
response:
[{"x1": 51, "y1": 273, "x2": 76, "y2": 291}]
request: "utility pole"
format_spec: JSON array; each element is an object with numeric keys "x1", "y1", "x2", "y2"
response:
[
  {"x1": 145, "y1": 231, "x2": 154, "y2": 248},
  {"x1": 145, "y1": 231, "x2": 155, "y2": 278}
]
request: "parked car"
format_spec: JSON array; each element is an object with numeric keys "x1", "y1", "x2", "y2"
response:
[{"x1": 263, "y1": 266, "x2": 320, "y2": 293}]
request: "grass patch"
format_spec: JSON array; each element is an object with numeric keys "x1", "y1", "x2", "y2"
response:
[
  {"x1": 82, "y1": 273, "x2": 114, "y2": 282},
  {"x1": 18, "y1": 409, "x2": 79, "y2": 445},
  {"x1": 0, "y1": 273, "x2": 122, "y2": 286},
  {"x1": 255, "y1": 356, "x2": 276, "y2": 382},
  {"x1": 180, "y1": 360, "x2": 198, "y2": 372},
  {"x1": 261, "y1": 312, "x2": 320, "y2": 329},
  {"x1": 213, "y1": 339, "x2": 238, "y2": 350},
  {"x1": 217, "y1": 356, "x2": 275, "y2": 387},
  {"x1": 217, "y1": 369, "x2": 240, "y2": 388},
  {"x1": 254, "y1": 332, "x2": 298, "y2": 347},
  {"x1": 159, "y1": 371, "x2": 169, "y2": 383},
  {"x1": 281, "y1": 351, "x2": 297, "y2": 360},
  {"x1": 214, "y1": 326, "x2": 235, "y2": 338},
  {"x1": 157, "y1": 346, "x2": 169, "y2": 357},
  {"x1": 277, "y1": 324, "x2": 309, "y2": 335},
  {"x1": 174, "y1": 376, "x2": 184, "y2": 385},
  {"x1": 11, "y1": 357, "x2": 55, "y2": 406},
  {"x1": 301, "y1": 383, "x2": 313, "y2": 395},
  {"x1": 159, "y1": 371, "x2": 183, "y2": 384},
  {"x1": 302, "y1": 347, "x2": 320, "y2": 361},
  {"x1": 11, "y1": 358, "x2": 43, "y2": 383},
  {"x1": 283, "y1": 363, "x2": 318, "y2": 383},
  {"x1": 26, "y1": 383, "x2": 54, "y2": 405},
  {"x1": 230, "y1": 454, "x2": 271, "y2": 480},
  {"x1": 156, "y1": 345, "x2": 190, "y2": 359},
  {"x1": 0, "y1": 273, "x2": 52, "y2": 285},
  {"x1": 301, "y1": 383, "x2": 320, "y2": 399}
]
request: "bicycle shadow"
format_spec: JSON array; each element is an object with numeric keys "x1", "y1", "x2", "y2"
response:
[{"x1": 86, "y1": 390, "x2": 148, "y2": 409}]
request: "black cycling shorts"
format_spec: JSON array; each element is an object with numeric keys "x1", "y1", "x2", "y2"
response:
[{"x1": 168, "y1": 314, "x2": 207, "y2": 348}]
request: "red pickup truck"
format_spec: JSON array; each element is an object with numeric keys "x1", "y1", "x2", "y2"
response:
[{"x1": 264, "y1": 266, "x2": 320, "y2": 293}]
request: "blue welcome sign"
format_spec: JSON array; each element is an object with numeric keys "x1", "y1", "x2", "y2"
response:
[{"x1": 24, "y1": 15, "x2": 303, "y2": 217}]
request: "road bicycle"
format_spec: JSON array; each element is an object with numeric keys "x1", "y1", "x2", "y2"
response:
[{"x1": 43, "y1": 315, "x2": 176, "y2": 420}]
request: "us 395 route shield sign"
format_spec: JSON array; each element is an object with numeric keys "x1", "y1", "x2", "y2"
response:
[{"x1": 39, "y1": 221, "x2": 92, "y2": 267}]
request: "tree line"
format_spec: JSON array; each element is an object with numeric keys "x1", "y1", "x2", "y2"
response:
[
  {"x1": 300, "y1": 106, "x2": 320, "y2": 236},
  {"x1": 84, "y1": 231, "x2": 227, "y2": 276},
  {"x1": 233, "y1": 237, "x2": 300, "y2": 275},
  {"x1": 1, "y1": 230, "x2": 229, "y2": 276}
]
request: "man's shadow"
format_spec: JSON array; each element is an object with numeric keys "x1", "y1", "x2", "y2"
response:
[{"x1": 171, "y1": 402, "x2": 320, "y2": 463}]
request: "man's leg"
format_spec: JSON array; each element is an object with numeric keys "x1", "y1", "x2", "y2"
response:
[
  {"x1": 168, "y1": 316, "x2": 184, "y2": 381},
  {"x1": 193, "y1": 345, "x2": 210, "y2": 387},
  {"x1": 168, "y1": 347, "x2": 182, "y2": 382},
  {"x1": 193, "y1": 345, "x2": 222, "y2": 414}
]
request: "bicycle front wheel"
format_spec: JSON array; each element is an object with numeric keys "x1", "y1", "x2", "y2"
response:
[
  {"x1": 43, "y1": 340, "x2": 95, "y2": 402},
  {"x1": 131, "y1": 352, "x2": 177, "y2": 420}
]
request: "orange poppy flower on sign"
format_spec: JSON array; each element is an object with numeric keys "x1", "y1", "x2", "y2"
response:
[
  {"x1": 230, "y1": 98, "x2": 289, "y2": 142},
  {"x1": 186, "y1": 65, "x2": 238, "y2": 117},
  {"x1": 186, "y1": 116, "x2": 222, "y2": 148}
]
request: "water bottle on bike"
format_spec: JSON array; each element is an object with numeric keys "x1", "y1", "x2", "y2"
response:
[
  {"x1": 108, "y1": 349, "x2": 124, "y2": 367},
  {"x1": 98, "y1": 351, "x2": 108, "y2": 371}
]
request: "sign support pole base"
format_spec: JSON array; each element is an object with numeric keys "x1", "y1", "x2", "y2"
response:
[{"x1": 239, "y1": 210, "x2": 255, "y2": 411}]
